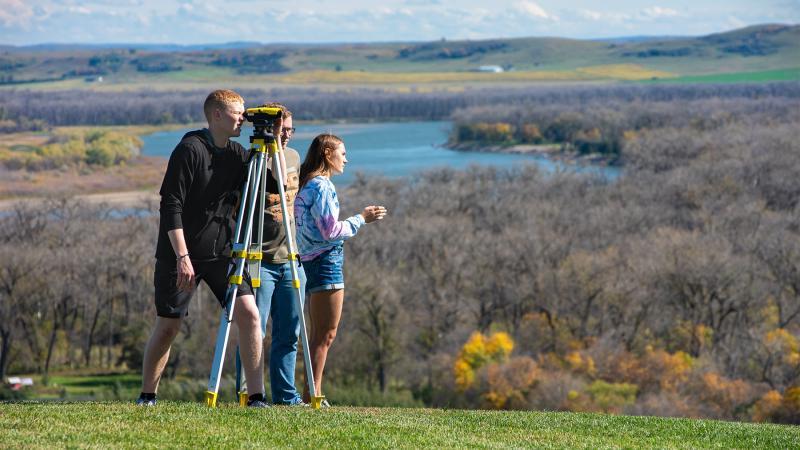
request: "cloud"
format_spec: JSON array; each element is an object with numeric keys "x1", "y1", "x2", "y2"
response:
[
  {"x1": 0, "y1": 0, "x2": 795, "y2": 46},
  {"x1": 641, "y1": 6, "x2": 680, "y2": 19},
  {"x1": 578, "y1": 10, "x2": 603, "y2": 21},
  {"x1": 577, "y1": 9, "x2": 630, "y2": 23},
  {"x1": 515, "y1": 1, "x2": 557, "y2": 20},
  {"x1": 576, "y1": 9, "x2": 635, "y2": 25},
  {"x1": 576, "y1": 5, "x2": 680, "y2": 24},
  {"x1": 68, "y1": 5, "x2": 93, "y2": 14},
  {"x1": 0, "y1": 0, "x2": 35, "y2": 27}
]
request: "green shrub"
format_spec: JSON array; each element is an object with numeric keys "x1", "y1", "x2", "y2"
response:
[
  {"x1": 0, "y1": 384, "x2": 32, "y2": 401},
  {"x1": 1, "y1": 129, "x2": 143, "y2": 171},
  {"x1": 587, "y1": 380, "x2": 638, "y2": 412}
]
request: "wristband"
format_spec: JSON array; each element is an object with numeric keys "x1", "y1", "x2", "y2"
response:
[{"x1": 177, "y1": 253, "x2": 190, "y2": 260}]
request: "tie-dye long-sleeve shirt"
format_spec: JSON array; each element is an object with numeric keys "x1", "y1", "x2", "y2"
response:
[{"x1": 293, "y1": 175, "x2": 365, "y2": 261}]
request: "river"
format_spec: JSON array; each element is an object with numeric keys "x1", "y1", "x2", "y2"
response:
[{"x1": 141, "y1": 121, "x2": 619, "y2": 185}]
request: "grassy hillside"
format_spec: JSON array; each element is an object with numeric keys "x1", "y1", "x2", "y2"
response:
[
  {"x1": 1, "y1": 402, "x2": 798, "y2": 449},
  {"x1": 1, "y1": 24, "x2": 798, "y2": 89}
]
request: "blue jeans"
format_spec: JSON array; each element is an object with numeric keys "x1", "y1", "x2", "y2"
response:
[{"x1": 255, "y1": 261, "x2": 306, "y2": 405}]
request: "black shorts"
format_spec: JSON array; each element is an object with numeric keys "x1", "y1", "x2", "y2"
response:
[{"x1": 154, "y1": 258, "x2": 253, "y2": 318}]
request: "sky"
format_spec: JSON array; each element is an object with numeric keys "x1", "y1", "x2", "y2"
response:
[{"x1": 0, "y1": 0, "x2": 798, "y2": 46}]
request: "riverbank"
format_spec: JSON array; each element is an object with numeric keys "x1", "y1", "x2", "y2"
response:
[
  {"x1": 0, "y1": 125, "x2": 175, "y2": 207},
  {"x1": 0, "y1": 155, "x2": 164, "y2": 207},
  {"x1": 447, "y1": 141, "x2": 619, "y2": 167}
]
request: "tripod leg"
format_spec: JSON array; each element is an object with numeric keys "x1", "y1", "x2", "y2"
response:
[
  {"x1": 268, "y1": 139, "x2": 324, "y2": 409},
  {"x1": 205, "y1": 285, "x2": 239, "y2": 407},
  {"x1": 292, "y1": 261, "x2": 323, "y2": 409},
  {"x1": 235, "y1": 348, "x2": 247, "y2": 406},
  {"x1": 205, "y1": 146, "x2": 267, "y2": 408}
]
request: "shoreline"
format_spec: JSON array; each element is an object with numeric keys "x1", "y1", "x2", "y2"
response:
[{"x1": 446, "y1": 142, "x2": 618, "y2": 167}]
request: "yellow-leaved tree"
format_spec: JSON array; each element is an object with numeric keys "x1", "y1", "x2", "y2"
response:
[{"x1": 453, "y1": 331, "x2": 514, "y2": 390}]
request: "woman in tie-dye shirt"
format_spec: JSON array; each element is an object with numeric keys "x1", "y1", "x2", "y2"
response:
[{"x1": 293, "y1": 133, "x2": 387, "y2": 405}]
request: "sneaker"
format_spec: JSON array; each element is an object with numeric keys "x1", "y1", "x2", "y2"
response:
[
  {"x1": 135, "y1": 397, "x2": 157, "y2": 407},
  {"x1": 320, "y1": 399, "x2": 331, "y2": 408},
  {"x1": 247, "y1": 399, "x2": 271, "y2": 408}
]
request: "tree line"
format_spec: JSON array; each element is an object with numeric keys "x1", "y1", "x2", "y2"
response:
[
  {"x1": 1, "y1": 85, "x2": 799, "y2": 423},
  {"x1": 0, "y1": 82, "x2": 798, "y2": 131},
  {"x1": 449, "y1": 92, "x2": 800, "y2": 165}
]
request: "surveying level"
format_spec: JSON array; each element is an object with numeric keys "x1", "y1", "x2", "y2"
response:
[
  {"x1": 243, "y1": 106, "x2": 282, "y2": 128},
  {"x1": 205, "y1": 108, "x2": 325, "y2": 410}
]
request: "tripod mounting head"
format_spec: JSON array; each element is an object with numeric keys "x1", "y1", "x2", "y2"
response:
[{"x1": 244, "y1": 106, "x2": 282, "y2": 139}]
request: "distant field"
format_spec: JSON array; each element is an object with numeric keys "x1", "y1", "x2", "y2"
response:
[
  {"x1": 10, "y1": 64, "x2": 797, "y2": 91},
  {"x1": 643, "y1": 67, "x2": 800, "y2": 84},
  {"x1": 0, "y1": 67, "x2": 665, "y2": 91},
  {"x1": 1, "y1": 402, "x2": 798, "y2": 449},
  {"x1": 274, "y1": 64, "x2": 674, "y2": 84}
]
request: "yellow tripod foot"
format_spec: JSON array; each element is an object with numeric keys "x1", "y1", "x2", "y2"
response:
[
  {"x1": 205, "y1": 391, "x2": 218, "y2": 408},
  {"x1": 239, "y1": 392, "x2": 248, "y2": 407},
  {"x1": 311, "y1": 396, "x2": 326, "y2": 410}
]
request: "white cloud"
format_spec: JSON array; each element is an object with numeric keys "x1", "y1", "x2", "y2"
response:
[
  {"x1": 0, "y1": 0, "x2": 794, "y2": 46},
  {"x1": 577, "y1": 9, "x2": 630, "y2": 23},
  {"x1": 0, "y1": 0, "x2": 35, "y2": 27},
  {"x1": 515, "y1": 1, "x2": 557, "y2": 20},
  {"x1": 274, "y1": 10, "x2": 291, "y2": 22},
  {"x1": 68, "y1": 6, "x2": 93, "y2": 14},
  {"x1": 405, "y1": 0, "x2": 441, "y2": 4},
  {"x1": 641, "y1": 6, "x2": 680, "y2": 19},
  {"x1": 578, "y1": 9, "x2": 603, "y2": 21}
]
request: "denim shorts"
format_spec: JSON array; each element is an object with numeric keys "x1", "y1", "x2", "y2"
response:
[{"x1": 303, "y1": 245, "x2": 344, "y2": 293}]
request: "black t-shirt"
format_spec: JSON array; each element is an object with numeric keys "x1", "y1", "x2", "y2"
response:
[{"x1": 155, "y1": 129, "x2": 249, "y2": 262}]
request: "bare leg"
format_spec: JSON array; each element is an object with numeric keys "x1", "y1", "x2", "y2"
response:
[
  {"x1": 233, "y1": 294, "x2": 265, "y2": 397},
  {"x1": 141, "y1": 316, "x2": 182, "y2": 393},
  {"x1": 302, "y1": 289, "x2": 344, "y2": 402}
]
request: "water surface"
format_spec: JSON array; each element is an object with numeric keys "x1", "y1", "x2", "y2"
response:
[{"x1": 141, "y1": 121, "x2": 618, "y2": 185}]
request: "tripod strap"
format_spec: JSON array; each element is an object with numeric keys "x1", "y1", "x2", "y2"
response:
[
  {"x1": 248, "y1": 246, "x2": 262, "y2": 288},
  {"x1": 287, "y1": 253, "x2": 302, "y2": 289}
]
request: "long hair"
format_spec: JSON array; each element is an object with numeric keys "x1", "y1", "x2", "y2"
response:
[{"x1": 299, "y1": 133, "x2": 343, "y2": 189}]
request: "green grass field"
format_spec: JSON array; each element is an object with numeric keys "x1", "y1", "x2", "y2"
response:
[
  {"x1": 1, "y1": 402, "x2": 798, "y2": 449},
  {"x1": 642, "y1": 67, "x2": 800, "y2": 84},
  {"x1": 36, "y1": 373, "x2": 142, "y2": 399}
]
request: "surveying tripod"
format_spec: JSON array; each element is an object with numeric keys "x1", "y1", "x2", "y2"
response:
[{"x1": 204, "y1": 106, "x2": 324, "y2": 409}]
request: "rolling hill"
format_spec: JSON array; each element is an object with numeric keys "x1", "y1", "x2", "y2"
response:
[{"x1": 0, "y1": 23, "x2": 798, "y2": 88}]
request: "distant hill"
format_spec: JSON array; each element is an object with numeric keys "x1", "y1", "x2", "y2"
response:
[
  {"x1": 592, "y1": 36, "x2": 688, "y2": 44},
  {"x1": 0, "y1": 42, "x2": 265, "y2": 53},
  {"x1": 0, "y1": 23, "x2": 798, "y2": 86}
]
